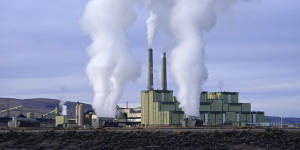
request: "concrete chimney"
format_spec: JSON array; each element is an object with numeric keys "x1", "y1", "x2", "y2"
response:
[
  {"x1": 147, "y1": 48, "x2": 153, "y2": 90},
  {"x1": 161, "y1": 52, "x2": 167, "y2": 91}
]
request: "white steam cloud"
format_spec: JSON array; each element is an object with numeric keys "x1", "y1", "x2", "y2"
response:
[
  {"x1": 146, "y1": 11, "x2": 157, "y2": 47},
  {"x1": 59, "y1": 101, "x2": 67, "y2": 116},
  {"x1": 80, "y1": 0, "x2": 141, "y2": 117},
  {"x1": 146, "y1": 0, "x2": 175, "y2": 47},
  {"x1": 62, "y1": 104, "x2": 67, "y2": 116},
  {"x1": 169, "y1": 0, "x2": 215, "y2": 116},
  {"x1": 147, "y1": 0, "x2": 245, "y2": 116}
]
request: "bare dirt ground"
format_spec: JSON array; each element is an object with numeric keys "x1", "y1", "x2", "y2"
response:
[{"x1": 0, "y1": 128, "x2": 299, "y2": 150}]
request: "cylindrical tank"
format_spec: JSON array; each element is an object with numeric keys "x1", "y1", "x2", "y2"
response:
[{"x1": 76, "y1": 102, "x2": 84, "y2": 127}]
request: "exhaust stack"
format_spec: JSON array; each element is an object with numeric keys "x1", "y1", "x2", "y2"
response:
[
  {"x1": 147, "y1": 48, "x2": 153, "y2": 90},
  {"x1": 161, "y1": 52, "x2": 167, "y2": 91}
]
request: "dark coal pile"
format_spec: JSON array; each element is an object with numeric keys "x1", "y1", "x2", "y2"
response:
[{"x1": 0, "y1": 129, "x2": 299, "y2": 150}]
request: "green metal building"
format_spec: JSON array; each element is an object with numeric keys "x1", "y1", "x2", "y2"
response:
[
  {"x1": 140, "y1": 49, "x2": 264, "y2": 127},
  {"x1": 141, "y1": 90, "x2": 184, "y2": 126},
  {"x1": 200, "y1": 91, "x2": 264, "y2": 126},
  {"x1": 141, "y1": 49, "x2": 184, "y2": 126}
]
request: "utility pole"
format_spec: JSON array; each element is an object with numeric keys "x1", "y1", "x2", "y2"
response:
[{"x1": 280, "y1": 114, "x2": 283, "y2": 128}]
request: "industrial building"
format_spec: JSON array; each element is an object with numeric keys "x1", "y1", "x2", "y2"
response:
[
  {"x1": 8, "y1": 115, "x2": 40, "y2": 128},
  {"x1": 55, "y1": 102, "x2": 92, "y2": 128},
  {"x1": 55, "y1": 115, "x2": 68, "y2": 127},
  {"x1": 116, "y1": 104, "x2": 141, "y2": 126},
  {"x1": 41, "y1": 104, "x2": 60, "y2": 119},
  {"x1": 0, "y1": 49, "x2": 268, "y2": 129},
  {"x1": 65, "y1": 101, "x2": 93, "y2": 119},
  {"x1": 37, "y1": 118, "x2": 55, "y2": 128},
  {"x1": 91, "y1": 117, "x2": 118, "y2": 128},
  {"x1": 200, "y1": 91, "x2": 265, "y2": 126},
  {"x1": 141, "y1": 49, "x2": 184, "y2": 126}
]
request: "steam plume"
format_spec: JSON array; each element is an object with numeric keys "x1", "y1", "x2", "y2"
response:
[
  {"x1": 146, "y1": 0, "x2": 175, "y2": 47},
  {"x1": 171, "y1": 0, "x2": 250, "y2": 116},
  {"x1": 80, "y1": 0, "x2": 141, "y2": 117},
  {"x1": 169, "y1": 0, "x2": 215, "y2": 116},
  {"x1": 62, "y1": 104, "x2": 67, "y2": 116},
  {"x1": 59, "y1": 100, "x2": 67, "y2": 116},
  {"x1": 146, "y1": 11, "x2": 157, "y2": 47},
  {"x1": 147, "y1": 0, "x2": 245, "y2": 116}
]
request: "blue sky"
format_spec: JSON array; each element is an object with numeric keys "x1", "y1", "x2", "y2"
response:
[{"x1": 0, "y1": 0, "x2": 299, "y2": 117}]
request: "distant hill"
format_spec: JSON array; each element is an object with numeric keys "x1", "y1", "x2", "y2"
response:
[
  {"x1": 265, "y1": 116, "x2": 300, "y2": 126},
  {"x1": 0, "y1": 98, "x2": 60, "y2": 117},
  {"x1": 0, "y1": 98, "x2": 92, "y2": 118}
]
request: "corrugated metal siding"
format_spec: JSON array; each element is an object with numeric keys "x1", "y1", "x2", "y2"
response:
[
  {"x1": 247, "y1": 114, "x2": 253, "y2": 123},
  {"x1": 241, "y1": 103, "x2": 251, "y2": 112},
  {"x1": 211, "y1": 100, "x2": 222, "y2": 112},
  {"x1": 240, "y1": 114, "x2": 247, "y2": 122},
  {"x1": 200, "y1": 92, "x2": 208, "y2": 102},
  {"x1": 256, "y1": 113, "x2": 264, "y2": 123},
  {"x1": 226, "y1": 112, "x2": 236, "y2": 123},
  {"x1": 141, "y1": 90, "x2": 183, "y2": 126},
  {"x1": 208, "y1": 113, "x2": 216, "y2": 125},
  {"x1": 231, "y1": 94, "x2": 238, "y2": 103},
  {"x1": 200, "y1": 113, "x2": 204, "y2": 121},
  {"x1": 223, "y1": 104, "x2": 228, "y2": 111},
  {"x1": 229, "y1": 104, "x2": 241, "y2": 112},
  {"x1": 200, "y1": 104, "x2": 210, "y2": 111},
  {"x1": 215, "y1": 113, "x2": 222, "y2": 125}
]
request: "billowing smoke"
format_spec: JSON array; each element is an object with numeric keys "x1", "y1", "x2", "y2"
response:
[
  {"x1": 80, "y1": 0, "x2": 141, "y2": 117},
  {"x1": 146, "y1": 0, "x2": 175, "y2": 47},
  {"x1": 147, "y1": 0, "x2": 244, "y2": 116},
  {"x1": 59, "y1": 100, "x2": 67, "y2": 116},
  {"x1": 62, "y1": 104, "x2": 67, "y2": 116},
  {"x1": 146, "y1": 11, "x2": 157, "y2": 47},
  {"x1": 59, "y1": 87, "x2": 67, "y2": 116},
  {"x1": 169, "y1": 0, "x2": 216, "y2": 116}
]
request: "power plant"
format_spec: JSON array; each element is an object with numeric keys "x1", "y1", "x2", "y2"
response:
[
  {"x1": 140, "y1": 48, "x2": 265, "y2": 127},
  {"x1": 1, "y1": 0, "x2": 299, "y2": 149},
  {"x1": 0, "y1": 48, "x2": 279, "y2": 129},
  {"x1": 141, "y1": 49, "x2": 184, "y2": 126},
  {"x1": 200, "y1": 92, "x2": 265, "y2": 126}
]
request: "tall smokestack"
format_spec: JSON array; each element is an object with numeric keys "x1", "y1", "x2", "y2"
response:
[
  {"x1": 161, "y1": 52, "x2": 167, "y2": 91},
  {"x1": 147, "y1": 48, "x2": 154, "y2": 90}
]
